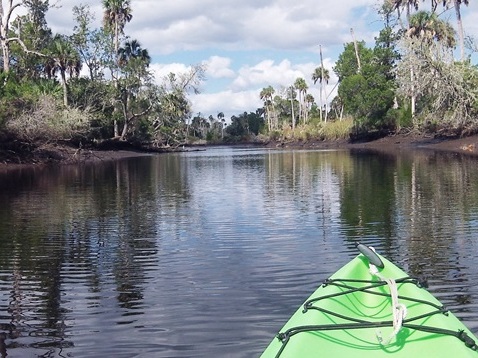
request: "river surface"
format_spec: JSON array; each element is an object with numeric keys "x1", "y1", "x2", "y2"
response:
[{"x1": 1, "y1": 147, "x2": 478, "y2": 357}]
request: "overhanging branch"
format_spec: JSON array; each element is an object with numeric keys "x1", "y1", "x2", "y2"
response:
[{"x1": 6, "y1": 37, "x2": 47, "y2": 58}]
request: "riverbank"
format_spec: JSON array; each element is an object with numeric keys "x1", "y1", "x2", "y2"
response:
[
  {"x1": 1, "y1": 133, "x2": 478, "y2": 171},
  {"x1": 0, "y1": 141, "x2": 154, "y2": 172},
  {"x1": 268, "y1": 132, "x2": 478, "y2": 156}
]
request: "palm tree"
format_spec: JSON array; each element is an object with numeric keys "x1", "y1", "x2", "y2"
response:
[
  {"x1": 118, "y1": 39, "x2": 151, "y2": 67},
  {"x1": 102, "y1": 0, "x2": 132, "y2": 67},
  {"x1": 312, "y1": 66, "x2": 330, "y2": 122},
  {"x1": 392, "y1": 0, "x2": 420, "y2": 26},
  {"x1": 294, "y1": 77, "x2": 308, "y2": 124},
  {"x1": 217, "y1": 112, "x2": 225, "y2": 138},
  {"x1": 45, "y1": 35, "x2": 81, "y2": 107},
  {"x1": 260, "y1": 86, "x2": 275, "y2": 131},
  {"x1": 288, "y1": 86, "x2": 296, "y2": 130},
  {"x1": 429, "y1": 0, "x2": 439, "y2": 12},
  {"x1": 407, "y1": 10, "x2": 456, "y2": 48},
  {"x1": 441, "y1": 0, "x2": 469, "y2": 60},
  {"x1": 103, "y1": 0, "x2": 133, "y2": 137},
  {"x1": 117, "y1": 39, "x2": 151, "y2": 139},
  {"x1": 407, "y1": 10, "x2": 435, "y2": 39},
  {"x1": 305, "y1": 93, "x2": 315, "y2": 123}
]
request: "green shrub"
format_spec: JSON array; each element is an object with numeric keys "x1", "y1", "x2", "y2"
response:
[
  {"x1": 269, "y1": 130, "x2": 281, "y2": 141},
  {"x1": 394, "y1": 105, "x2": 413, "y2": 130}
]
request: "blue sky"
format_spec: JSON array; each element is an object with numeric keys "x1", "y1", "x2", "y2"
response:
[{"x1": 40, "y1": 0, "x2": 478, "y2": 119}]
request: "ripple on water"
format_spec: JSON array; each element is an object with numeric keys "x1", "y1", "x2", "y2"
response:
[{"x1": 2, "y1": 149, "x2": 478, "y2": 356}]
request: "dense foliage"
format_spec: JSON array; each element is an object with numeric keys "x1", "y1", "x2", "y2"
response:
[{"x1": 0, "y1": 0, "x2": 206, "y2": 149}]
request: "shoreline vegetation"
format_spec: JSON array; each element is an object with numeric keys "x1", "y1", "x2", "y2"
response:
[
  {"x1": 2, "y1": 2, "x2": 478, "y2": 172},
  {"x1": 1, "y1": 131, "x2": 478, "y2": 172}
]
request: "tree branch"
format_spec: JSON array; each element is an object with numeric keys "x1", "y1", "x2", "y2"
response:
[
  {"x1": 6, "y1": 36, "x2": 47, "y2": 57},
  {"x1": 129, "y1": 100, "x2": 153, "y2": 121}
]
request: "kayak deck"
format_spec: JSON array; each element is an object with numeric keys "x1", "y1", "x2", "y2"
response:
[{"x1": 261, "y1": 251, "x2": 478, "y2": 357}]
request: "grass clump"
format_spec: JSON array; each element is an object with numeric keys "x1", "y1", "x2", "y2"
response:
[
  {"x1": 277, "y1": 118, "x2": 353, "y2": 142},
  {"x1": 320, "y1": 117, "x2": 354, "y2": 140}
]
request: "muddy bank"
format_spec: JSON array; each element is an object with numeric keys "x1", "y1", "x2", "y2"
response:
[
  {"x1": 0, "y1": 141, "x2": 154, "y2": 172},
  {"x1": 1, "y1": 133, "x2": 478, "y2": 172},
  {"x1": 267, "y1": 133, "x2": 478, "y2": 156}
]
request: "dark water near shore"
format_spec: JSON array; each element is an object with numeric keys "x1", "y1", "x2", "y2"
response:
[{"x1": 1, "y1": 147, "x2": 478, "y2": 357}]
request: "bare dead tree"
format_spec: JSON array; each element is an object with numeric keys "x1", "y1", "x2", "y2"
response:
[{"x1": 396, "y1": 37, "x2": 478, "y2": 132}]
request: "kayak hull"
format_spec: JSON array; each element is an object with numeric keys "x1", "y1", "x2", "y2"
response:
[{"x1": 260, "y1": 253, "x2": 478, "y2": 357}]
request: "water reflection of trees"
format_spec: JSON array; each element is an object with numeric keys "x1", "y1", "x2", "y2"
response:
[
  {"x1": 339, "y1": 150, "x2": 397, "y2": 242},
  {"x1": 262, "y1": 150, "x2": 349, "y2": 239},
  {"x1": 0, "y1": 155, "x2": 190, "y2": 355},
  {"x1": 339, "y1": 149, "x2": 478, "y2": 313},
  {"x1": 392, "y1": 153, "x2": 478, "y2": 276},
  {"x1": 261, "y1": 148, "x2": 478, "y2": 317}
]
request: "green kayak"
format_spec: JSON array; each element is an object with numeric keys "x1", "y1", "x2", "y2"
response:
[{"x1": 260, "y1": 244, "x2": 478, "y2": 357}]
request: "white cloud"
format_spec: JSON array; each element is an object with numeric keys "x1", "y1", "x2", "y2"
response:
[
  {"x1": 230, "y1": 58, "x2": 337, "y2": 92},
  {"x1": 150, "y1": 63, "x2": 191, "y2": 81},
  {"x1": 191, "y1": 90, "x2": 262, "y2": 120},
  {"x1": 133, "y1": 0, "x2": 380, "y2": 55},
  {"x1": 204, "y1": 56, "x2": 235, "y2": 79},
  {"x1": 47, "y1": 0, "x2": 379, "y2": 54},
  {"x1": 231, "y1": 59, "x2": 300, "y2": 90},
  {"x1": 53, "y1": 0, "x2": 478, "y2": 57}
]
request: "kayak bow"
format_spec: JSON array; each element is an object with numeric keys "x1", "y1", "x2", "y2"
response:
[{"x1": 260, "y1": 244, "x2": 478, "y2": 357}]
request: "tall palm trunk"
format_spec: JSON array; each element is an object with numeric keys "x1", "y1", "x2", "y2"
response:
[
  {"x1": 120, "y1": 91, "x2": 129, "y2": 139},
  {"x1": 289, "y1": 86, "x2": 295, "y2": 130},
  {"x1": 302, "y1": 91, "x2": 307, "y2": 124},
  {"x1": 319, "y1": 45, "x2": 327, "y2": 123},
  {"x1": 297, "y1": 91, "x2": 302, "y2": 124},
  {"x1": 411, "y1": 66, "x2": 416, "y2": 119},
  {"x1": 454, "y1": 0, "x2": 465, "y2": 61},
  {"x1": 266, "y1": 100, "x2": 271, "y2": 132},
  {"x1": 318, "y1": 84, "x2": 323, "y2": 122},
  {"x1": 60, "y1": 70, "x2": 68, "y2": 107},
  {"x1": 113, "y1": 21, "x2": 120, "y2": 137},
  {"x1": 350, "y1": 28, "x2": 361, "y2": 73}
]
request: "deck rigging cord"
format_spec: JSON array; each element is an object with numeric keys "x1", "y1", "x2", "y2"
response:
[
  {"x1": 367, "y1": 247, "x2": 407, "y2": 345},
  {"x1": 272, "y1": 245, "x2": 478, "y2": 357},
  {"x1": 274, "y1": 277, "x2": 477, "y2": 357}
]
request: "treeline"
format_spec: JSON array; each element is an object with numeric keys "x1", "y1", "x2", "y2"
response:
[
  {"x1": 1, "y1": 1, "x2": 478, "y2": 153},
  {"x1": 0, "y1": 0, "x2": 207, "y2": 150},
  {"x1": 254, "y1": 0, "x2": 478, "y2": 141}
]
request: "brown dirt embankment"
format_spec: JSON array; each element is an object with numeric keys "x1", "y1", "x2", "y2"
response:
[
  {"x1": 267, "y1": 132, "x2": 478, "y2": 156},
  {"x1": 0, "y1": 140, "x2": 155, "y2": 172},
  {"x1": 1, "y1": 133, "x2": 478, "y2": 172}
]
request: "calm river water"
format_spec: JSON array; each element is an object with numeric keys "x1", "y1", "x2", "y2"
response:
[{"x1": 1, "y1": 147, "x2": 478, "y2": 357}]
